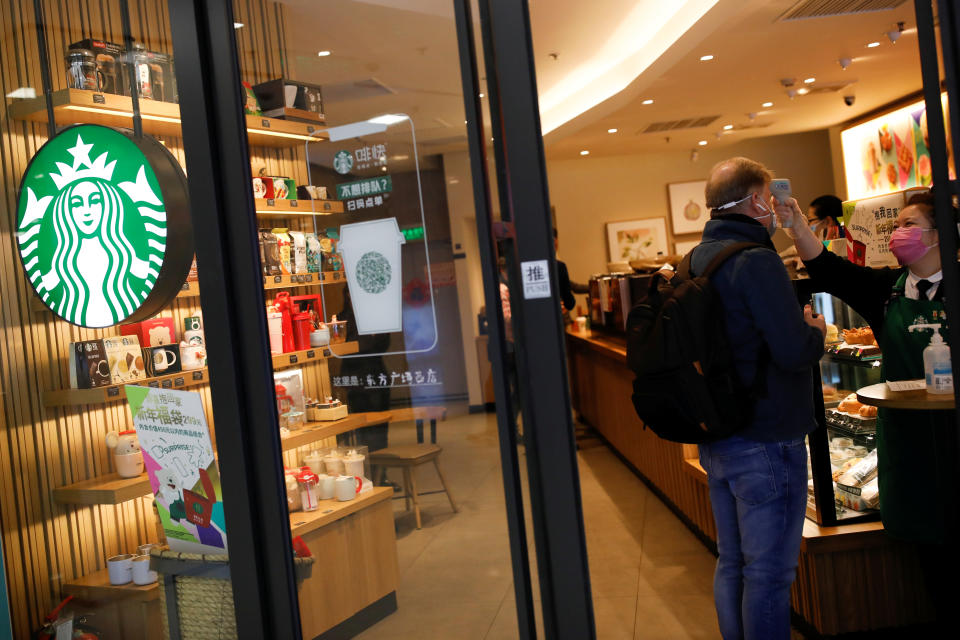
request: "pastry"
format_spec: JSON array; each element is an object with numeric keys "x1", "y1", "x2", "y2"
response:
[
  {"x1": 837, "y1": 393, "x2": 864, "y2": 414},
  {"x1": 858, "y1": 405, "x2": 878, "y2": 417}
]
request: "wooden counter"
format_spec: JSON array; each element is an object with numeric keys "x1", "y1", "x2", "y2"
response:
[{"x1": 567, "y1": 328, "x2": 932, "y2": 636}]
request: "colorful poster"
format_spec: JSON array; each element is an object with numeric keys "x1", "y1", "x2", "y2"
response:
[
  {"x1": 842, "y1": 188, "x2": 928, "y2": 268},
  {"x1": 841, "y1": 95, "x2": 950, "y2": 200},
  {"x1": 126, "y1": 386, "x2": 227, "y2": 554}
]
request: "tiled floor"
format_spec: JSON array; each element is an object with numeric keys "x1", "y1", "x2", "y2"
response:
[{"x1": 354, "y1": 410, "x2": 726, "y2": 639}]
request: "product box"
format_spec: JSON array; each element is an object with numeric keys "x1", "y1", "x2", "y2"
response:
[
  {"x1": 253, "y1": 79, "x2": 324, "y2": 119},
  {"x1": 103, "y1": 335, "x2": 146, "y2": 384},
  {"x1": 143, "y1": 344, "x2": 182, "y2": 377},
  {"x1": 842, "y1": 187, "x2": 929, "y2": 268},
  {"x1": 122, "y1": 317, "x2": 177, "y2": 347},
  {"x1": 835, "y1": 477, "x2": 880, "y2": 512},
  {"x1": 69, "y1": 339, "x2": 112, "y2": 389}
]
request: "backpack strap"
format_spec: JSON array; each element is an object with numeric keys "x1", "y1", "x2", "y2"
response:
[{"x1": 700, "y1": 241, "x2": 767, "y2": 278}]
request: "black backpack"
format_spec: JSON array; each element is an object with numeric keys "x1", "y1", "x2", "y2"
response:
[{"x1": 625, "y1": 242, "x2": 767, "y2": 444}]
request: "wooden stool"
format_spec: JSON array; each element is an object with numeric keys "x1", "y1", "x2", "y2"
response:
[{"x1": 369, "y1": 444, "x2": 458, "y2": 529}]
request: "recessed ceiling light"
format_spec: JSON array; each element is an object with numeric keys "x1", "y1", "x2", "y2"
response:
[
  {"x1": 392, "y1": 154, "x2": 409, "y2": 161},
  {"x1": 381, "y1": 167, "x2": 387, "y2": 172},
  {"x1": 607, "y1": 128, "x2": 618, "y2": 133},
  {"x1": 804, "y1": 77, "x2": 816, "y2": 84},
  {"x1": 642, "y1": 99, "x2": 654, "y2": 105},
  {"x1": 867, "y1": 41, "x2": 881, "y2": 48},
  {"x1": 723, "y1": 124, "x2": 733, "y2": 130},
  {"x1": 479, "y1": 93, "x2": 485, "y2": 98},
  {"x1": 796, "y1": 87, "x2": 810, "y2": 95},
  {"x1": 234, "y1": 22, "x2": 244, "y2": 29},
  {"x1": 317, "y1": 50, "x2": 332, "y2": 57},
  {"x1": 698, "y1": 140, "x2": 707, "y2": 146},
  {"x1": 699, "y1": 55, "x2": 714, "y2": 61},
  {"x1": 762, "y1": 101, "x2": 773, "y2": 108},
  {"x1": 580, "y1": 150, "x2": 590, "y2": 156}
]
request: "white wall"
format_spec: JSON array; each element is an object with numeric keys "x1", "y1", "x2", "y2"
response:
[{"x1": 546, "y1": 130, "x2": 837, "y2": 284}]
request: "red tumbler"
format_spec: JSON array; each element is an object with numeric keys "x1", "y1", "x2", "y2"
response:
[{"x1": 292, "y1": 312, "x2": 312, "y2": 351}]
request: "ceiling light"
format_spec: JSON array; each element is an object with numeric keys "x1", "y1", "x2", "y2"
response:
[
  {"x1": 381, "y1": 167, "x2": 387, "y2": 172},
  {"x1": 804, "y1": 77, "x2": 815, "y2": 84},
  {"x1": 317, "y1": 50, "x2": 332, "y2": 57},
  {"x1": 607, "y1": 128, "x2": 618, "y2": 133},
  {"x1": 867, "y1": 41, "x2": 880, "y2": 48},
  {"x1": 479, "y1": 93, "x2": 485, "y2": 98},
  {"x1": 580, "y1": 150, "x2": 590, "y2": 156},
  {"x1": 698, "y1": 140, "x2": 707, "y2": 146},
  {"x1": 392, "y1": 154, "x2": 410, "y2": 161},
  {"x1": 367, "y1": 114, "x2": 408, "y2": 125},
  {"x1": 234, "y1": 22, "x2": 244, "y2": 29},
  {"x1": 723, "y1": 124, "x2": 733, "y2": 130},
  {"x1": 642, "y1": 99, "x2": 654, "y2": 105},
  {"x1": 762, "y1": 101, "x2": 773, "y2": 108},
  {"x1": 699, "y1": 54, "x2": 714, "y2": 61},
  {"x1": 5, "y1": 87, "x2": 36, "y2": 99},
  {"x1": 796, "y1": 87, "x2": 810, "y2": 95}
]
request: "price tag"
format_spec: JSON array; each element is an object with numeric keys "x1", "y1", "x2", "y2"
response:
[
  {"x1": 192, "y1": 371, "x2": 204, "y2": 381},
  {"x1": 274, "y1": 276, "x2": 283, "y2": 284},
  {"x1": 290, "y1": 200, "x2": 298, "y2": 207},
  {"x1": 161, "y1": 379, "x2": 173, "y2": 388},
  {"x1": 181, "y1": 282, "x2": 191, "y2": 291},
  {"x1": 307, "y1": 126, "x2": 315, "y2": 133},
  {"x1": 107, "y1": 387, "x2": 120, "y2": 397},
  {"x1": 92, "y1": 94, "x2": 106, "y2": 104},
  {"x1": 266, "y1": 198, "x2": 275, "y2": 206},
  {"x1": 306, "y1": 350, "x2": 315, "y2": 358},
  {"x1": 305, "y1": 274, "x2": 313, "y2": 282},
  {"x1": 323, "y1": 202, "x2": 332, "y2": 211},
  {"x1": 323, "y1": 348, "x2": 331, "y2": 357},
  {"x1": 261, "y1": 119, "x2": 270, "y2": 128},
  {"x1": 289, "y1": 355, "x2": 298, "y2": 364},
  {"x1": 174, "y1": 377, "x2": 185, "y2": 387},
  {"x1": 148, "y1": 381, "x2": 160, "y2": 388}
]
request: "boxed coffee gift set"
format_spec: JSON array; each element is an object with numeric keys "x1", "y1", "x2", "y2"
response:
[{"x1": 259, "y1": 228, "x2": 342, "y2": 277}]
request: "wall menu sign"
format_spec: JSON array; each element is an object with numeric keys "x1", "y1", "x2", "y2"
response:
[{"x1": 16, "y1": 124, "x2": 193, "y2": 328}]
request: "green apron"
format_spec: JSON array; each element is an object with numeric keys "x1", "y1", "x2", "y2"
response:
[{"x1": 877, "y1": 273, "x2": 956, "y2": 543}]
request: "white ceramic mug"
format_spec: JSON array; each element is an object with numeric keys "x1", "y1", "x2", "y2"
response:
[
  {"x1": 137, "y1": 543, "x2": 160, "y2": 556},
  {"x1": 132, "y1": 554, "x2": 157, "y2": 585},
  {"x1": 335, "y1": 475, "x2": 362, "y2": 501},
  {"x1": 107, "y1": 554, "x2": 134, "y2": 585},
  {"x1": 317, "y1": 474, "x2": 336, "y2": 500},
  {"x1": 114, "y1": 451, "x2": 144, "y2": 478},
  {"x1": 309, "y1": 328, "x2": 330, "y2": 347},
  {"x1": 152, "y1": 347, "x2": 177, "y2": 373}
]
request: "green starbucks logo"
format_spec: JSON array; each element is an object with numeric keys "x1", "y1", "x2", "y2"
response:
[
  {"x1": 17, "y1": 126, "x2": 170, "y2": 327},
  {"x1": 356, "y1": 251, "x2": 391, "y2": 294},
  {"x1": 333, "y1": 150, "x2": 354, "y2": 175}
]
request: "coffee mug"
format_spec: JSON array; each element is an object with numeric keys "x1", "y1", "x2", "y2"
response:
[
  {"x1": 132, "y1": 554, "x2": 157, "y2": 585},
  {"x1": 137, "y1": 543, "x2": 160, "y2": 556},
  {"x1": 107, "y1": 554, "x2": 134, "y2": 585},
  {"x1": 180, "y1": 343, "x2": 206, "y2": 371},
  {"x1": 152, "y1": 347, "x2": 177, "y2": 373},
  {"x1": 335, "y1": 475, "x2": 362, "y2": 501},
  {"x1": 304, "y1": 451, "x2": 324, "y2": 476},
  {"x1": 310, "y1": 328, "x2": 330, "y2": 347},
  {"x1": 318, "y1": 474, "x2": 336, "y2": 500},
  {"x1": 343, "y1": 455, "x2": 365, "y2": 477}
]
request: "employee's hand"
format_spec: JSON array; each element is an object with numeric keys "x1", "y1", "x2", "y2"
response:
[
  {"x1": 772, "y1": 196, "x2": 803, "y2": 229},
  {"x1": 803, "y1": 304, "x2": 827, "y2": 340}
]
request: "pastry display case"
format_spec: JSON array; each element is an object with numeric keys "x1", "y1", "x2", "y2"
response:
[{"x1": 806, "y1": 290, "x2": 883, "y2": 525}]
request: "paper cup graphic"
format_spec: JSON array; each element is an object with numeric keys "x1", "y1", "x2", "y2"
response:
[{"x1": 340, "y1": 218, "x2": 406, "y2": 334}]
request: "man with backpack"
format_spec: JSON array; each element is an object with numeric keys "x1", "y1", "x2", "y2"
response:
[{"x1": 691, "y1": 158, "x2": 825, "y2": 639}]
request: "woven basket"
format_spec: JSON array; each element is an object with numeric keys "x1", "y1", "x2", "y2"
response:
[{"x1": 150, "y1": 548, "x2": 314, "y2": 640}]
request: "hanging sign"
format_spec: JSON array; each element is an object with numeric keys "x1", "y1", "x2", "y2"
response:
[
  {"x1": 127, "y1": 386, "x2": 227, "y2": 554},
  {"x1": 16, "y1": 124, "x2": 193, "y2": 328}
]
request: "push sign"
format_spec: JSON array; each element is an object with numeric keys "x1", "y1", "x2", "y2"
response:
[
  {"x1": 521, "y1": 260, "x2": 551, "y2": 299},
  {"x1": 16, "y1": 124, "x2": 193, "y2": 328}
]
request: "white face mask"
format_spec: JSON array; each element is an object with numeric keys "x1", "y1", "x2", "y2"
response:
[{"x1": 752, "y1": 198, "x2": 776, "y2": 236}]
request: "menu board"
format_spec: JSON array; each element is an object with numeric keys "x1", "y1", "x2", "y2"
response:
[
  {"x1": 841, "y1": 95, "x2": 951, "y2": 201},
  {"x1": 126, "y1": 386, "x2": 228, "y2": 554}
]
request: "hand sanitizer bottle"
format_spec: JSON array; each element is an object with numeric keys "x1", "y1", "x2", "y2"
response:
[{"x1": 909, "y1": 323, "x2": 953, "y2": 394}]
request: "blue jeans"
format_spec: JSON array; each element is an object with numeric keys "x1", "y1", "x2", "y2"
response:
[{"x1": 698, "y1": 435, "x2": 808, "y2": 640}]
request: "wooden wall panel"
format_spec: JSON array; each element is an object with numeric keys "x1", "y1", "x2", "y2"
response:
[{"x1": 0, "y1": 1, "x2": 298, "y2": 636}]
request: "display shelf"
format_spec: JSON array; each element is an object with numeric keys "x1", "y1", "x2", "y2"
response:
[
  {"x1": 823, "y1": 352, "x2": 882, "y2": 367},
  {"x1": 7, "y1": 88, "x2": 327, "y2": 148},
  {"x1": 272, "y1": 341, "x2": 359, "y2": 370},
  {"x1": 261, "y1": 106, "x2": 325, "y2": 123},
  {"x1": 254, "y1": 198, "x2": 344, "y2": 216},
  {"x1": 62, "y1": 566, "x2": 158, "y2": 601},
  {"x1": 856, "y1": 382, "x2": 955, "y2": 410},
  {"x1": 42, "y1": 367, "x2": 209, "y2": 407},
  {"x1": 290, "y1": 486, "x2": 393, "y2": 537},
  {"x1": 53, "y1": 473, "x2": 152, "y2": 505},
  {"x1": 263, "y1": 271, "x2": 346, "y2": 290},
  {"x1": 280, "y1": 413, "x2": 370, "y2": 452}
]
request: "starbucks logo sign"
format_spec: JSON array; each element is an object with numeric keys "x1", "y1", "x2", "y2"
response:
[
  {"x1": 333, "y1": 150, "x2": 354, "y2": 175},
  {"x1": 17, "y1": 125, "x2": 193, "y2": 328}
]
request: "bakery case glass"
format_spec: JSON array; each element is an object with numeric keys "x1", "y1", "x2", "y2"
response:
[{"x1": 806, "y1": 291, "x2": 883, "y2": 525}]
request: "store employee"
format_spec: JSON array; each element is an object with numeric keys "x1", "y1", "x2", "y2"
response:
[{"x1": 775, "y1": 191, "x2": 957, "y2": 629}]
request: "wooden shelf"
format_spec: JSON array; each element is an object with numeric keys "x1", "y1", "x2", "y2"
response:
[
  {"x1": 263, "y1": 270, "x2": 346, "y2": 289},
  {"x1": 31, "y1": 279, "x2": 200, "y2": 312},
  {"x1": 290, "y1": 486, "x2": 393, "y2": 537},
  {"x1": 272, "y1": 341, "x2": 359, "y2": 370},
  {"x1": 255, "y1": 198, "x2": 344, "y2": 216},
  {"x1": 53, "y1": 473, "x2": 152, "y2": 505},
  {"x1": 856, "y1": 382, "x2": 955, "y2": 410},
  {"x1": 281, "y1": 413, "x2": 370, "y2": 452},
  {"x1": 7, "y1": 88, "x2": 327, "y2": 148},
  {"x1": 62, "y1": 566, "x2": 158, "y2": 602},
  {"x1": 42, "y1": 368, "x2": 209, "y2": 407}
]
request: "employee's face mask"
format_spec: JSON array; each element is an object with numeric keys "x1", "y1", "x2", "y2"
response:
[
  {"x1": 715, "y1": 192, "x2": 776, "y2": 236},
  {"x1": 889, "y1": 226, "x2": 938, "y2": 265}
]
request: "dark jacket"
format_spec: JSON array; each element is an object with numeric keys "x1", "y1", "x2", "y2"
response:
[
  {"x1": 557, "y1": 260, "x2": 576, "y2": 311},
  {"x1": 690, "y1": 214, "x2": 824, "y2": 442}
]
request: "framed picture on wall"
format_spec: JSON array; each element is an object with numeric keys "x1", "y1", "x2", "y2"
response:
[
  {"x1": 673, "y1": 237, "x2": 700, "y2": 256},
  {"x1": 668, "y1": 180, "x2": 709, "y2": 235},
  {"x1": 606, "y1": 218, "x2": 669, "y2": 262}
]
